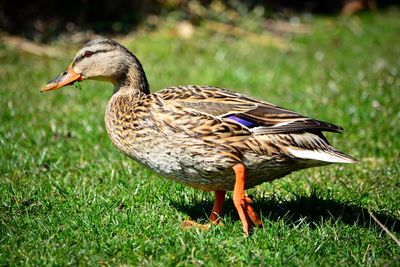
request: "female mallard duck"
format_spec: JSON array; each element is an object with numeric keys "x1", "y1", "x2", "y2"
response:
[{"x1": 42, "y1": 39, "x2": 356, "y2": 235}]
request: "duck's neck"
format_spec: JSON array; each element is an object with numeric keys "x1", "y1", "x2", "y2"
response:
[{"x1": 113, "y1": 58, "x2": 150, "y2": 98}]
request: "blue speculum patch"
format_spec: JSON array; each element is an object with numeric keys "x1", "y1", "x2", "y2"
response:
[{"x1": 226, "y1": 114, "x2": 257, "y2": 128}]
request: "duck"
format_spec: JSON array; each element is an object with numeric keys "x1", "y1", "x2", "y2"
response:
[{"x1": 41, "y1": 39, "x2": 357, "y2": 235}]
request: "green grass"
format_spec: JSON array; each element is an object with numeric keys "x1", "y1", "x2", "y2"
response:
[{"x1": 1, "y1": 10, "x2": 400, "y2": 266}]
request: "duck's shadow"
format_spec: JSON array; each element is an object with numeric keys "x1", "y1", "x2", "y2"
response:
[{"x1": 171, "y1": 192, "x2": 400, "y2": 233}]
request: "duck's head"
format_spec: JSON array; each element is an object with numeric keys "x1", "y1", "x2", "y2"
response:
[{"x1": 41, "y1": 39, "x2": 149, "y2": 94}]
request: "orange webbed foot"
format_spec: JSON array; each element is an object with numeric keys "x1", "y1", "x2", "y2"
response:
[
  {"x1": 181, "y1": 190, "x2": 227, "y2": 232},
  {"x1": 232, "y1": 163, "x2": 263, "y2": 236},
  {"x1": 244, "y1": 196, "x2": 263, "y2": 227},
  {"x1": 181, "y1": 219, "x2": 211, "y2": 231}
]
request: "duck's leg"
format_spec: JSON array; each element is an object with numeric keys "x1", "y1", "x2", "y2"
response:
[
  {"x1": 232, "y1": 163, "x2": 263, "y2": 235},
  {"x1": 181, "y1": 190, "x2": 226, "y2": 230},
  {"x1": 209, "y1": 190, "x2": 226, "y2": 224}
]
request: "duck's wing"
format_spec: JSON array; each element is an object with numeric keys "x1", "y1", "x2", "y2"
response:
[{"x1": 157, "y1": 85, "x2": 343, "y2": 135}]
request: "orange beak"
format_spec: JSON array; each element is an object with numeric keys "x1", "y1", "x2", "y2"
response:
[{"x1": 40, "y1": 65, "x2": 83, "y2": 93}]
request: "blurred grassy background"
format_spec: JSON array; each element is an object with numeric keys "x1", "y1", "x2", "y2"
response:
[
  {"x1": 1, "y1": 0, "x2": 397, "y2": 42},
  {"x1": 1, "y1": 1, "x2": 400, "y2": 266}
]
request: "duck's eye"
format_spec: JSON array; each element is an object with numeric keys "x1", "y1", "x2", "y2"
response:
[{"x1": 83, "y1": 51, "x2": 93, "y2": 58}]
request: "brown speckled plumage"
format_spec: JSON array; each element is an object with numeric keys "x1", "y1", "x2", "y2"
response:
[{"x1": 42, "y1": 39, "x2": 356, "y2": 234}]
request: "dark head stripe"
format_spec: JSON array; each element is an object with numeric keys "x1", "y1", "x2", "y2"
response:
[{"x1": 73, "y1": 49, "x2": 112, "y2": 66}]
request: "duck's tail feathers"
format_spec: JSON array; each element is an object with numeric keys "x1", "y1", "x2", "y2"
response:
[{"x1": 287, "y1": 147, "x2": 357, "y2": 164}]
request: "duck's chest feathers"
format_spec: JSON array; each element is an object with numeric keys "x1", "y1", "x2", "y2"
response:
[{"x1": 105, "y1": 93, "x2": 195, "y2": 176}]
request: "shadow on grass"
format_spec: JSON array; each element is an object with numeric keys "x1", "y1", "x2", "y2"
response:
[{"x1": 171, "y1": 192, "x2": 400, "y2": 233}]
